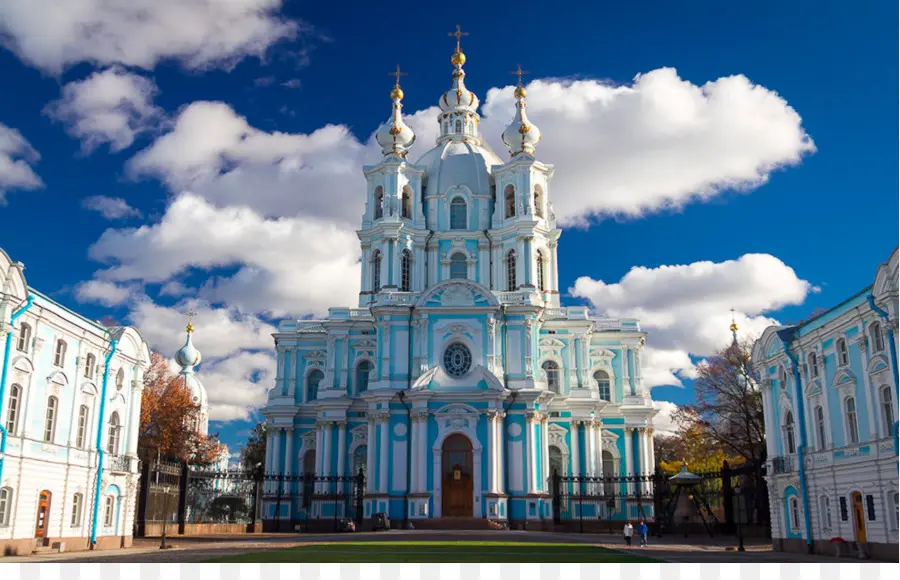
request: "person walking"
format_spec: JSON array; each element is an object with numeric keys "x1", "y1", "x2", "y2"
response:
[
  {"x1": 623, "y1": 522, "x2": 634, "y2": 546},
  {"x1": 637, "y1": 521, "x2": 649, "y2": 547}
]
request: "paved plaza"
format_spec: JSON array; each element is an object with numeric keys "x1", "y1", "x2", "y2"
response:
[{"x1": 1, "y1": 531, "x2": 862, "y2": 563}]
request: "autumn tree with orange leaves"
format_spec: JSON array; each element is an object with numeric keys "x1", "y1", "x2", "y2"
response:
[{"x1": 139, "y1": 352, "x2": 221, "y2": 465}]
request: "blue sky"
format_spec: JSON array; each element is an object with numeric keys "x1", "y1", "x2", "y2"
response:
[{"x1": 0, "y1": 0, "x2": 897, "y2": 453}]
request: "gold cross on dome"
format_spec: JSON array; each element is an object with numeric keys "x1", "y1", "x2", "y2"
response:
[
  {"x1": 449, "y1": 24, "x2": 469, "y2": 52},
  {"x1": 511, "y1": 64, "x2": 529, "y2": 87},
  {"x1": 186, "y1": 308, "x2": 197, "y2": 334},
  {"x1": 389, "y1": 64, "x2": 407, "y2": 87}
]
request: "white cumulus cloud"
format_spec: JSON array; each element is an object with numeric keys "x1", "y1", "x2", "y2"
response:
[
  {"x1": 81, "y1": 195, "x2": 142, "y2": 219},
  {"x1": 572, "y1": 254, "x2": 818, "y2": 387},
  {"x1": 45, "y1": 67, "x2": 164, "y2": 153},
  {"x1": 0, "y1": 0, "x2": 299, "y2": 74},
  {"x1": 0, "y1": 123, "x2": 43, "y2": 204}
]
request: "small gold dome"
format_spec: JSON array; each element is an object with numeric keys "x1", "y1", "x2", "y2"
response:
[
  {"x1": 391, "y1": 86, "x2": 404, "y2": 100},
  {"x1": 451, "y1": 50, "x2": 466, "y2": 66},
  {"x1": 514, "y1": 85, "x2": 527, "y2": 99}
]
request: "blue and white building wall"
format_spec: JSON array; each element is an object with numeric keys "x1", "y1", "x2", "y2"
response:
[
  {"x1": 1, "y1": 247, "x2": 151, "y2": 555},
  {"x1": 260, "y1": 42, "x2": 658, "y2": 527},
  {"x1": 752, "y1": 247, "x2": 898, "y2": 560}
]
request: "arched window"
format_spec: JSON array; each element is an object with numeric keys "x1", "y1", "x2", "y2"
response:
[
  {"x1": 891, "y1": 491, "x2": 900, "y2": 532},
  {"x1": 871, "y1": 322, "x2": 885, "y2": 352},
  {"x1": 808, "y1": 353, "x2": 818, "y2": 378},
  {"x1": 504, "y1": 185, "x2": 516, "y2": 218},
  {"x1": 401, "y1": 186, "x2": 412, "y2": 219},
  {"x1": 107, "y1": 412, "x2": 121, "y2": 454},
  {"x1": 880, "y1": 385, "x2": 894, "y2": 436},
  {"x1": 820, "y1": 496, "x2": 832, "y2": 530},
  {"x1": 783, "y1": 411, "x2": 796, "y2": 454},
  {"x1": 103, "y1": 495, "x2": 115, "y2": 527},
  {"x1": 355, "y1": 361, "x2": 374, "y2": 395},
  {"x1": 449, "y1": 252, "x2": 467, "y2": 280},
  {"x1": 44, "y1": 396, "x2": 58, "y2": 442},
  {"x1": 789, "y1": 496, "x2": 801, "y2": 531},
  {"x1": 506, "y1": 250, "x2": 517, "y2": 291},
  {"x1": 84, "y1": 353, "x2": 96, "y2": 379},
  {"x1": 16, "y1": 322, "x2": 30, "y2": 352},
  {"x1": 371, "y1": 250, "x2": 382, "y2": 291},
  {"x1": 814, "y1": 405, "x2": 826, "y2": 451},
  {"x1": 536, "y1": 249, "x2": 545, "y2": 292},
  {"x1": 70, "y1": 493, "x2": 83, "y2": 527},
  {"x1": 54, "y1": 339, "x2": 67, "y2": 367},
  {"x1": 779, "y1": 367, "x2": 788, "y2": 391},
  {"x1": 533, "y1": 185, "x2": 544, "y2": 218},
  {"x1": 0, "y1": 487, "x2": 11, "y2": 525},
  {"x1": 5, "y1": 383, "x2": 22, "y2": 435},
  {"x1": 373, "y1": 186, "x2": 384, "y2": 219},
  {"x1": 542, "y1": 360, "x2": 560, "y2": 394},
  {"x1": 307, "y1": 370, "x2": 323, "y2": 402},
  {"x1": 455, "y1": 119, "x2": 462, "y2": 133},
  {"x1": 400, "y1": 250, "x2": 412, "y2": 291},
  {"x1": 836, "y1": 338, "x2": 849, "y2": 367},
  {"x1": 548, "y1": 445, "x2": 563, "y2": 478},
  {"x1": 115, "y1": 368, "x2": 124, "y2": 391},
  {"x1": 845, "y1": 396, "x2": 859, "y2": 444},
  {"x1": 76, "y1": 405, "x2": 90, "y2": 449},
  {"x1": 450, "y1": 197, "x2": 467, "y2": 230},
  {"x1": 594, "y1": 370, "x2": 611, "y2": 401}
]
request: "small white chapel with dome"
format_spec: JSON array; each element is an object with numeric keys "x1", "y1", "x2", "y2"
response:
[{"x1": 261, "y1": 27, "x2": 657, "y2": 526}]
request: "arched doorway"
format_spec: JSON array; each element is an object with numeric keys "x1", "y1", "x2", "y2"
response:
[
  {"x1": 602, "y1": 450, "x2": 617, "y2": 512},
  {"x1": 851, "y1": 491, "x2": 867, "y2": 543},
  {"x1": 441, "y1": 434, "x2": 473, "y2": 517},
  {"x1": 549, "y1": 445, "x2": 563, "y2": 478},
  {"x1": 34, "y1": 490, "x2": 52, "y2": 540}
]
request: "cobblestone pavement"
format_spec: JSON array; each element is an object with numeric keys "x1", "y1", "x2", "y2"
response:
[{"x1": 2, "y1": 530, "x2": 863, "y2": 563}]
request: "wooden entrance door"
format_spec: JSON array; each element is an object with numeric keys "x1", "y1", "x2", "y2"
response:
[
  {"x1": 441, "y1": 434, "x2": 473, "y2": 517},
  {"x1": 851, "y1": 492, "x2": 867, "y2": 543},
  {"x1": 34, "y1": 490, "x2": 52, "y2": 539}
]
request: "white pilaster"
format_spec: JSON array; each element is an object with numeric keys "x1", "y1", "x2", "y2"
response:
[
  {"x1": 418, "y1": 411, "x2": 428, "y2": 493},
  {"x1": 337, "y1": 421, "x2": 347, "y2": 477},
  {"x1": 856, "y1": 335, "x2": 878, "y2": 439},
  {"x1": 525, "y1": 412, "x2": 536, "y2": 493},
  {"x1": 541, "y1": 416, "x2": 549, "y2": 492},
  {"x1": 284, "y1": 427, "x2": 294, "y2": 494},
  {"x1": 378, "y1": 410, "x2": 390, "y2": 493},
  {"x1": 366, "y1": 419, "x2": 376, "y2": 493},
  {"x1": 322, "y1": 422, "x2": 333, "y2": 476},
  {"x1": 272, "y1": 428, "x2": 282, "y2": 475},
  {"x1": 125, "y1": 372, "x2": 143, "y2": 457},
  {"x1": 264, "y1": 429, "x2": 274, "y2": 473},
  {"x1": 485, "y1": 411, "x2": 496, "y2": 493},
  {"x1": 623, "y1": 427, "x2": 634, "y2": 495},
  {"x1": 570, "y1": 421, "x2": 580, "y2": 478}
]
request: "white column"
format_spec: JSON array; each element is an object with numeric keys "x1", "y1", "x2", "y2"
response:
[
  {"x1": 366, "y1": 419, "x2": 376, "y2": 493},
  {"x1": 541, "y1": 416, "x2": 549, "y2": 492},
  {"x1": 525, "y1": 412, "x2": 536, "y2": 493},
  {"x1": 378, "y1": 411, "x2": 390, "y2": 493},
  {"x1": 486, "y1": 411, "x2": 495, "y2": 493},
  {"x1": 272, "y1": 428, "x2": 282, "y2": 477},
  {"x1": 337, "y1": 421, "x2": 347, "y2": 477},
  {"x1": 275, "y1": 349, "x2": 285, "y2": 394},
  {"x1": 595, "y1": 426, "x2": 603, "y2": 478},
  {"x1": 322, "y1": 422, "x2": 333, "y2": 476},
  {"x1": 314, "y1": 423, "x2": 324, "y2": 481},
  {"x1": 284, "y1": 428, "x2": 294, "y2": 494},
  {"x1": 549, "y1": 242, "x2": 559, "y2": 294},
  {"x1": 264, "y1": 430, "x2": 274, "y2": 473},
  {"x1": 570, "y1": 421, "x2": 580, "y2": 478},
  {"x1": 623, "y1": 427, "x2": 634, "y2": 495},
  {"x1": 497, "y1": 412, "x2": 506, "y2": 492},
  {"x1": 410, "y1": 415, "x2": 420, "y2": 492},
  {"x1": 339, "y1": 340, "x2": 349, "y2": 394},
  {"x1": 647, "y1": 427, "x2": 656, "y2": 478},
  {"x1": 287, "y1": 349, "x2": 297, "y2": 398},
  {"x1": 419, "y1": 412, "x2": 428, "y2": 494}
]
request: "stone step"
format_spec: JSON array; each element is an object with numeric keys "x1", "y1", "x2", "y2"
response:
[{"x1": 410, "y1": 518, "x2": 501, "y2": 531}]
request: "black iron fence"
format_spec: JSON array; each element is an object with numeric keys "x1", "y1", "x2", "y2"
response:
[
  {"x1": 549, "y1": 461, "x2": 769, "y2": 537},
  {"x1": 135, "y1": 460, "x2": 367, "y2": 536}
]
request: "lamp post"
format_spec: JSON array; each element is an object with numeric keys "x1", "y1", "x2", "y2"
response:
[{"x1": 734, "y1": 484, "x2": 745, "y2": 552}]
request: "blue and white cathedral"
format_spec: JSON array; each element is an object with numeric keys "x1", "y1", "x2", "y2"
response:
[{"x1": 261, "y1": 35, "x2": 658, "y2": 526}]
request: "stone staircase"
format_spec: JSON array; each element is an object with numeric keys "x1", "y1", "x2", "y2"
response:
[{"x1": 410, "y1": 518, "x2": 502, "y2": 531}]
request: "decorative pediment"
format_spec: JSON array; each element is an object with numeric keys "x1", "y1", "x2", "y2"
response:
[
  {"x1": 47, "y1": 370, "x2": 68, "y2": 388},
  {"x1": 539, "y1": 337, "x2": 566, "y2": 348},
  {"x1": 833, "y1": 368, "x2": 857, "y2": 389},
  {"x1": 548, "y1": 424, "x2": 569, "y2": 452},
  {"x1": 434, "y1": 404, "x2": 478, "y2": 432},
  {"x1": 304, "y1": 350, "x2": 326, "y2": 360},
  {"x1": 352, "y1": 340, "x2": 377, "y2": 350},
  {"x1": 417, "y1": 279, "x2": 498, "y2": 309},
  {"x1": 589, "y1": 348, "x2": 615, "y2": 367},
  {"x1": 11, "y1": 356, "x2": 33, "y2": 374},
  {"x1": 81, "y1": 382, "x2": 98, "y2": 396},
  {"x1": 350, "y1": 425, "x2": 367, "y2": 447},
  {"x1": 442, "y1": 323, "x2": 472, "y2": 340},
  {"x1": 867, "y1": 354, "x2": 890, "y2": 376},
  {"x1": 804, "y1": 379, "x2": 822, "y2": 396}
]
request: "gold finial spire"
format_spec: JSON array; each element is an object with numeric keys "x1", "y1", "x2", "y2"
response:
[
  {"x1": 511, "y1": 64, "x2": 529, "y2": 98},
  {"x1": 449, "y1": 24, "x2": 469, "y2": 66},
  {"x1": 389, "y1": 64, "x2": 407, "y2": 101},
  {"x1": 729, "y1": 308, "x2": 739, "y2": 333},
  {"x1": 186, "y1": 308, "x2": 196, "y2": 334}
]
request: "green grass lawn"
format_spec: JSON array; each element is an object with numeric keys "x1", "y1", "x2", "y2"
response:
[{"x1": 204, "y1": 541, "x2": 660, "y2": 563}]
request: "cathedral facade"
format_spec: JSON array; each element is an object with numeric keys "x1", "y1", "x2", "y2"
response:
[{"x1": 261, "y1": 38, "x2": 658, "y2": 525}]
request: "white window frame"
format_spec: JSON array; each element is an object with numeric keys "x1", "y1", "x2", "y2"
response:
[
  {"x1": 880, "y1": 385, "x2": 895, "y2": 437},
  {"x1": 836, "y1": 338, "x2": 849, "y2": 367},
  {"x1": 5, "y1": 383, "x2": 22, "y2": 435},
  {"x1": 0, "y1": 487, "x2": 11, "y2": 526},
  {"x1": 54, "y1": 339, "x2": 67, "y2": 367},
  {"x1": 594, "y1": 370, "x2": 611, "y2": 401},
  {"x1": 789, "y1": 496, "x2": 801, "y2": 532},
  {"x1": 16, "y1": 322, "x2": 30, "y2": 353},
  {"x1": 845, "y1": 396, "x2": 859, "y2": 445},
  {"x1": 820, "y1": 495, "x2": 832, "y2": 531},
  {"x1": 103, "y1": 496, "x2": 114, "y2": 527},
  {"x1": 70, "y1": 493, "x2": 83, "y2": 527},
  {"x1": 44, "y1": 396, "x2": 58, "y2": 443},
  {"x1": 783, "y1": 411, "x2": 796, "y2": 455},
  {"x1": 76, "y1": 405, "x2": 90, "y2": 449}
]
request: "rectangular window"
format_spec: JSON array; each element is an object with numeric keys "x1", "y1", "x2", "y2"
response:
[
  {"x1": 866, "y1": 495, "x2": 876, "y2": 521},
  {"x1": 104, "y1": 496, "x2": 114, "y2": 527},
  {"x1": 70, "y1": 494, "x2": 82, "y2": 527},
  {"x1": 44, "y1": 397, "x2": 58, "y2": 443},
  {"x1": 839, "y1": 496, "x2": 849, "y2": 521},
  {"x1": 76, "y1": 406, "x2": 89, "y2": 448},
  {"x1": 820, "y1": 496, "x2": 832, "y2": 530},
  {"x1": 0, "y1": 487, "x2": 10, "y2": 526}
]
